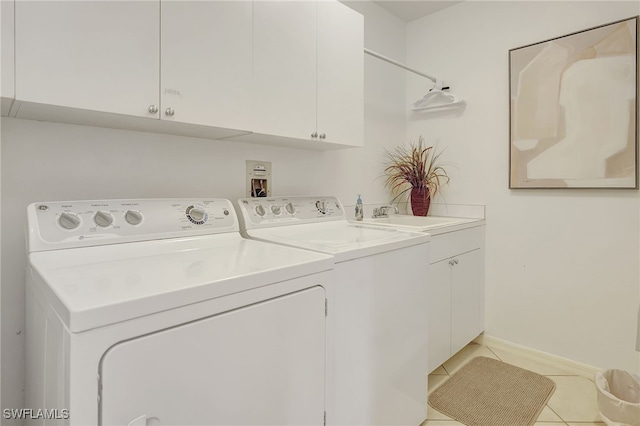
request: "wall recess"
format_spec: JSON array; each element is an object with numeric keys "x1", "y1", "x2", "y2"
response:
[{"x1": 246, "y1": 160, "x2": 272, "y2": 198}]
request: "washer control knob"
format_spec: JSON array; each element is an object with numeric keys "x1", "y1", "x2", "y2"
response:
[
  {"x1": 124, "y1": 210, "x2": 143, "y2": 226},
  {"x1": 94, "y1": 211, "x2": 114, "y2": 227},
  {"x1": 285, "y1": 202, "x2": 296, "y2": 215},
  {"x1": 271, "y1": 205, "x2": 281, "y2": 215},
  {"x1": 255, "y1": 204, "x2": 266, "y2": 217},
  {"x1": 59, "y1": 212, "x2": 81, "y2": 230}
]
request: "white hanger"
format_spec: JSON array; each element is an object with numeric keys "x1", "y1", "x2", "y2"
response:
[{"x1": 411, "y1": 79, "x2": 465, "y2": 111}]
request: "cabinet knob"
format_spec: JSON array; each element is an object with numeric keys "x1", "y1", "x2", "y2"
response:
[
  {"x1": 454, "y1": 259, "x2": 459, "y2": 265},
  {"x1": 449, "y1": 260, "x2": 454, "y2": 266},
  {"x1": 148, "y1": 105, "x2": 158, "y2": 114},
  {"x1": 311, "y1": 132, "x2": 318, "y2": 138},
  {"x1": 165, "y1": 107, "x2": 175, "y2": 117},
  {"x1": 319, "y1": 133, "x2": 326, "y2": 139}
]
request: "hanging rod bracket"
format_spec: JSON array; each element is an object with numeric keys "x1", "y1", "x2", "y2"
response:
[{"x1": 430, "y1": 79, "x2": 450, "y2": 91}]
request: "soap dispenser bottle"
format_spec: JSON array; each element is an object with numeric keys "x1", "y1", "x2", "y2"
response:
[{"x1": 355, "y1": 194, "x2": 364, "y2": 221}]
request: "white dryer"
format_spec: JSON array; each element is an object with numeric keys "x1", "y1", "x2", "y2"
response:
[
  {"x1": 236, "y1": 196, "x2": 431, "y2": 426},
  {"x1": 25, "y1": 198, "x2": 333, "y2": 426}
]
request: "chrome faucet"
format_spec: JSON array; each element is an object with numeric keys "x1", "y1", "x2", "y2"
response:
[{"x1": 372, "y1": 205, "x2": 400, "y2": 218}]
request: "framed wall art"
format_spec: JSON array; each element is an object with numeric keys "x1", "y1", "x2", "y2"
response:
[{"x1": 509, "y1": 17, "x2": 638, "y2": 189}]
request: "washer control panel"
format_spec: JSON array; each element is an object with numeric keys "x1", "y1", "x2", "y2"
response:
[
  {"x1": 238, "y1": 196, "x2": 345, "y2": 229},
  {"x1": 27, "y1": 199, "x2": 237, "y2": 252}
]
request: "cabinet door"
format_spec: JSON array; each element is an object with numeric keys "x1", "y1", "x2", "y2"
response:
[
  {"x1": 428, "y1": 259, "x2": 452, "y2": 373},
  {"x1": 252, "y1": 0, "x2": 316, "y2": 140},
  {"x1": 161, "y1": 1, "x2": 252, "y2": 129},
  {"x1": 1, "y1": 0, "x2": 14, "y2": 115},
  {"x1": 451, "y1": 249, "x2": 484, "y2": 355},
  {"x1": 15, "y1": 1, "x2": 159, "y2": 118},
  {"x1": 101, "y1": 287, "x2": 326, "y2": 426},
  {"x1": 317, "y1": 0, "x2": 364, "y2": 147}
]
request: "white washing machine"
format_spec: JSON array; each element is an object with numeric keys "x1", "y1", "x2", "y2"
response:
[
  {"x1": 25, "y1": 198, "x2": 334, "y2": 426},
  {"x1": 236, "y1": 196, "x2": 431, "y2": 426}
]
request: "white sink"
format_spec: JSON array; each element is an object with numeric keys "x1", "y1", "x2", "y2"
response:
[{"x1": 362, "y1": 215, "x2": 479, "y2": 231}]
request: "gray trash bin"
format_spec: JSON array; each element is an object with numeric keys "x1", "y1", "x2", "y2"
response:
[{"x1": 595, "y1": 369, "x2": 640, "y2": 426}]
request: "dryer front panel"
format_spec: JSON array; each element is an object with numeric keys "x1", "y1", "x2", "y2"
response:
[{"x1": 99, "y1": 286, "x2": 326, "y2": 426}]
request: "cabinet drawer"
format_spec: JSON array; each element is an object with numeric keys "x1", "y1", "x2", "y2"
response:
[{"x1": 430, "y1": 225, "x2": 484, "y2": 263}]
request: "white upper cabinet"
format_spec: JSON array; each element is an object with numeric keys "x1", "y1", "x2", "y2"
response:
[
  {"x1": 251, "y1": 0, "x2": 317, "y2": 140},
  {"x1": 160, "y1": 1, "x2": 252, "y2": 130},
  {"x1": 10, "y1": 0, "x2": 363, "y2": 149},
  {"x1": 15, "y1": 1, "x2": 160, "y2": 118},
  {"x1": 317, "y1": 0, "x2": 364, "y2": 147},
  {"x1": 1, "y1": 0, "x2": 15, "y2": 116},
  {"x1": 234, "y1": 0, "x2": 363, "y2": 148}
]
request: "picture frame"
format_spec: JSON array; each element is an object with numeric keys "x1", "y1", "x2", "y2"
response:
[{"x1": 509, "y1": 17, "x2": 638, "y2": 189}]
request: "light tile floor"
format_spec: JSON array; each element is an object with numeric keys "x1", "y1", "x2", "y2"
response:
[{"x1": 422, "y1": 342, "x2": 605, "y2": 426}]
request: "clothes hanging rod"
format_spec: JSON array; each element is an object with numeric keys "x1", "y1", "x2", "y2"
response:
[{"x1": 364, "y1": 48, "x2": 438, "y2": 84}]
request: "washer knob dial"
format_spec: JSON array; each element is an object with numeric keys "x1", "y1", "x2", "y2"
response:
[
  {"x1": 271, "y1": 205, "x2": 282, "y2": 215},
  {"x1": 124, "y1": 210, "x2": 143, "y2": 226},
  {"x1": 285, "y1": 202, "x2": 295, "y2": 215},
  {"x1": 255, "y1": 205, "x2": 266, "y2": 217},
  {"x1": 94, "y1": 211, "x2": 114, "y2": 227},
  {"x1": 59, "y1": 212, "x2": 81, "y2": 230}
]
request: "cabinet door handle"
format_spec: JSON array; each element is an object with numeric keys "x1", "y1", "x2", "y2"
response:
[
  {"x1": 311, "y1": 132, "x2": 318, "y2": 138},
  {"x1": 449, "y1": 260, "x2": 454, "y2": 266},
  {"x1": 165, "y1": 107, "x2": 175, "y2": 117},
  {"x1": 319, "y1": 133, "x2": 326, "y2": 139},
  {"x1": 454, "y1": 259, "x2": 459, "y2": 265},
  {"x1": 148, "y1": 105, "x2": 158, "y2": 114}
]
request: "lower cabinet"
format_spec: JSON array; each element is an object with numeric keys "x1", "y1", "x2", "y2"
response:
[{"x1": 428, "y1": 226, "x2": 485, "y2": 373}]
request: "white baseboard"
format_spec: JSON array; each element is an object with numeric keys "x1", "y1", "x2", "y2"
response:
[{"x1": 475, "y1": 334, "x2": 602, "y2": 379}]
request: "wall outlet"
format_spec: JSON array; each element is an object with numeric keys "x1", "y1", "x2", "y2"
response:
[{"x1": 246, "y1": 160, "x2": 272, "y2": 198}]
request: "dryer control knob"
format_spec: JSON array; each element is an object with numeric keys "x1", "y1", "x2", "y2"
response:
[
  {"x1": 187, "y1": 206, "x2": 207, "y2": 224},
  {"x1": 285, "y1": 202, "x2": 296, "y2": 215},
  {"x1": 271, "y1": 205, "x2": 281, "y2": 215},
  {"x1": 255, "y1": 204, "x2": 266, "y2": 217},
  {"x1": 94, "y1": 211, "x2": 114, "y2": 227},
  {"x1": 124, "y1": 210, "x2": 143, "y2": 226},
  {"x1": 59, "y1": 212, "x2": 81, "y2": 230}
]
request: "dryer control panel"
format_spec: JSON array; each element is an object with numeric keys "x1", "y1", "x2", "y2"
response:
[
  {"x1": 27, "y1": 198, "x2": 237, "y2": 252},
  {"x1": 237, "y1": 196, "x2": 346, "y2": 229}
]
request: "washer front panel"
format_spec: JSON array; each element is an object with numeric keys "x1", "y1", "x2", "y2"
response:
[{"x1": 237, "y1": 196, "x2": 345, "y2": 229}]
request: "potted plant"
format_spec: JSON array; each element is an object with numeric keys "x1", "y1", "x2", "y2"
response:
[{"x1": 383, "y1": 136, "x2": 450, "y2": 216}]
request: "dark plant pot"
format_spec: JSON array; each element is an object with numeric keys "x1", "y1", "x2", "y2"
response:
[{"x1": 410, "y1": 187, "x2": 431, "y2": 216}]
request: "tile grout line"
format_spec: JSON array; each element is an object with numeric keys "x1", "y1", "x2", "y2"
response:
[
  {"x1": 441, "y1": 365, "x2": 451, "y2": 376},
  {"x1": 486, "y1": 345, "x2": 502, "y2": 361}
]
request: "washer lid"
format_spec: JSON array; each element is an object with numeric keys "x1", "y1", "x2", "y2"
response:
[
  {"x1": 28, "y1": 233, "x2": 333, "y2": 332},
  {"x1": 246, "y1": 221, "x2": 430, "y2": 262}
]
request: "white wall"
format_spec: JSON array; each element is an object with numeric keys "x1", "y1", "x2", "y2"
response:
[
  {"x1": 0, "y1": 0, "x2": 3, "y2": 414},
  {"x1": 0, "y1": 2, "x2": 407, "y2": 417},
  {"x1": 407, "y1": 1, "x2": 640, "y2": 372}
]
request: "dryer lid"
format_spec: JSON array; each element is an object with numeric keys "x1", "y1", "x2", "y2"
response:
[{"x1": 28, "y1": 233, "x2": 333, "y2": 332}]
